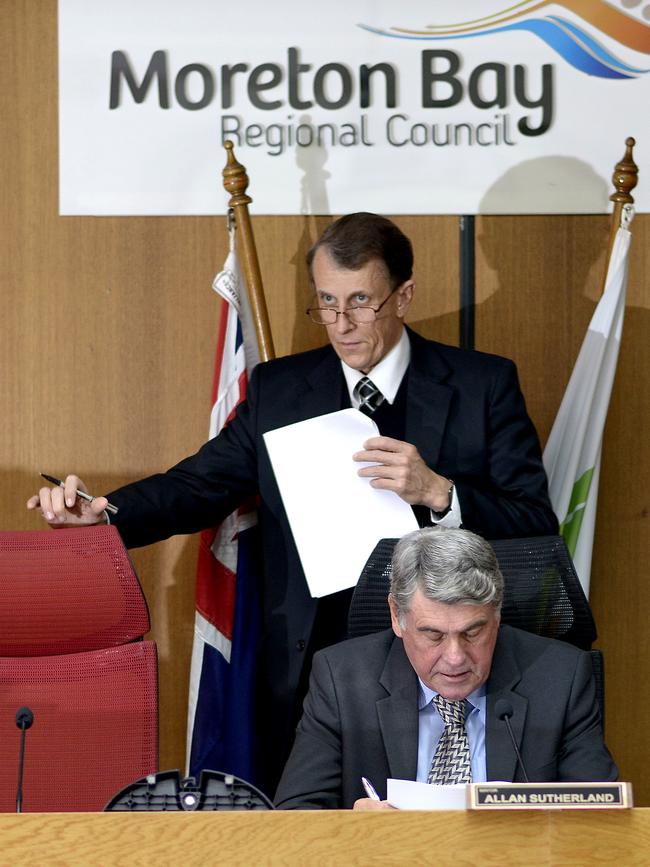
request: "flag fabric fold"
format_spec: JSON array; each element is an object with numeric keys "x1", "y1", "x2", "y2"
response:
[
  {"x1": 543, "y1": 205, "x2": 634, "y2": 595},
  {"x1": 186, "y1": 222, "x2": 262, "y2": 785}
]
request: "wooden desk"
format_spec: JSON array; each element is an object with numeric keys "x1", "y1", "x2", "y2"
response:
[{"x1": 1, "y1": 809, "x2": 649, "y2": 865}]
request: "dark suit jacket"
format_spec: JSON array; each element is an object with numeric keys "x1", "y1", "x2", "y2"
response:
[
  {"x1": 274, "y1": 625, "x2": 617, "y2": 809},
  {"x1": 107, "y1": 328, "x2": 557, "y2": 788}
]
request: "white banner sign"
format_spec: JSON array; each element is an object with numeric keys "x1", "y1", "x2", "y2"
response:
[{"x1": 59, "y1": 0, "x2": 650, "y2": 215}]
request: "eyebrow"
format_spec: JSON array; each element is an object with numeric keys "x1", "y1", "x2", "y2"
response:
[
  {"x1": 316, "y1": 289, "x2": 371, "y2": 297},
  {"x1": 416, "y1": 618, "x2": 490, "y2": 635}
]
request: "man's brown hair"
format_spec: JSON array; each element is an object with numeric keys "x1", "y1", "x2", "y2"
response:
[{"x1": 307, "y1": 212, "x2": 413, "y2": 290}]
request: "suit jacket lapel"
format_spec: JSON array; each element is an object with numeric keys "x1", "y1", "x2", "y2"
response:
[
  {"x1": 485, "y1": 628, "x2": 528, "y2": 782},
  {"x1": 404, "y1": 328, "x2": 454, "y2": 470},
  {"x1": 300, "y1": 347, "x2": 347, "y2": 419},
  {"x1": 297, "y1": 332, "x2": 454, "y2": 466},
  {"x1": 376, "y1": 637, "x2": 419, "y2": 781},
  {"x1": 372, "y1": 629, "x2": 530, "y2": 785}
]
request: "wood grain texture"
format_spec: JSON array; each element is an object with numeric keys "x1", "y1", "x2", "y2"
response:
[
  {"x1": 475, "y1": 212, "x2": 650, "y2": 806},
  {"x1": 1, "y1": 810, "x2": 649, "y2": 866},
  {"x1": 589, "y1": 213, "x2": 650, "y2": 804},
  {"x1": 2, "y1": 1, "x2": 649, "y2": 805},
  {"x1": 474, "y1": 214, "x2": 611, "y2": 443}
]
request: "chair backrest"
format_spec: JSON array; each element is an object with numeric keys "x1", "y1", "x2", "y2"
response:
[
  {"x1": 489, "y1": 536, "x2": 596, "y2": 649},
  {"x1": 0, "y1": 525, "x2": 158, "y2": 811},
  {"x1": 0, "y1": 643, "x2": 158, "y2": 812},
  {"x1": 348, "y1": 535, "x2": 597, "y2": 649},
  {"x1": 347, "y1": 535, "x2": 605, "y2": 722},
  {"x1": 0, "y1": 525, "x2": 151, "y2": 656}
]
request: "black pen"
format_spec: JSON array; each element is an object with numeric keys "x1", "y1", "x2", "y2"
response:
[
  {"x1": 40, "y1": 473, "x2": 119, "y2": 516},
  {"x1": 361, "y1": 776, "x2": 381, "y2": 801}
]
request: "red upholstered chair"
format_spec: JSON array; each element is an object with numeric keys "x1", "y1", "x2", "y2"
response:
[{"x1": 0, "y1": 525, "x2": 158, "y2": 812}]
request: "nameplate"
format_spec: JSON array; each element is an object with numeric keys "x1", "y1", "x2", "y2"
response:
[{"x1": 467, "y1": 782, "x2": 633, "y2": 810}]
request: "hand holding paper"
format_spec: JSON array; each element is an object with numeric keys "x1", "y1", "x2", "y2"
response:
[
  {"x1": 263, "y1": 409, "x2": 418, "y2": 598},
  {"x1": 354, "y1": 435, "x2": 453, "y2": 512}
]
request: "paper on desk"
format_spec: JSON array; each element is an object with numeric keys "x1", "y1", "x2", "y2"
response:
[
  {"x1": 387, "y1": 778, "x2": 467, "y2": 810},
  {"x1": 263, "y1": 408, "x2": 418, "y2": 598}
]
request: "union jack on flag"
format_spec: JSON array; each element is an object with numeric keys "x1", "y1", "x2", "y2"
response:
[{"x1": 186, "y1": 218, "x2": 262, "y2": 785}]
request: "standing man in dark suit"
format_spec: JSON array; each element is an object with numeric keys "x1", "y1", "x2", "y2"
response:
[
  {"x1": 28, "y1": 213, "x2": 557, "y2": 794},
  {"x1": 275, "y1": 526, "x2": 617, "y2": 810}
]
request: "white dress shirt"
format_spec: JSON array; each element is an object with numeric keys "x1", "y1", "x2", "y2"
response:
[{"x1": 340, "y1": 328, "x2": 461, "y2": 527}]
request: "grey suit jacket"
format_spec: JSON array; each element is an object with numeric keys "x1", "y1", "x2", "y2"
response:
[{"x1": 274, "y1": 625, "x2": 617, "y2": 809}]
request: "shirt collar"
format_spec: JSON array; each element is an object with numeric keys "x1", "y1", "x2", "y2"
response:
[
  {"x1": 341, "y1": 327, "x2": 410, "y2": 406},
  {"x1": 417, "y1": 678, "x2": 487, "y2": 714}
]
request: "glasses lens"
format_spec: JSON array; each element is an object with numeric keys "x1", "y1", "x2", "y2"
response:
[
  {"x1": 308, "y1": 308, "x2": 335, "y2": 325},
  {"x1": 347, "y1": 307, "x2": 376, "y2": 324},
  {"x1": 307, "y1": 306, "x2": 378, "y2": 325}
]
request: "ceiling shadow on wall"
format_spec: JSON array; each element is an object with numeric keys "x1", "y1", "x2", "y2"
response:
[
  {"x1": 398, "y1": 156, "x2": 614, "y2": 347},
  {"x1": 479, "y1": 155, "x2": 611, "y2": 216},
  {"x1": 474, "y1": 156, "x2": 613, "y2": 441},
  {"x1": 477, "y1": 155, "x2": 611, "y2": 310},
  {"x1": 290, "y1": 116, "x2": 334, "y2": 355}
]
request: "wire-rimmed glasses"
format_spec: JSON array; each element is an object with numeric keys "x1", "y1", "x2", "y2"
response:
[{"x1": 306, "y1": 292, "x2": 395, "y2": 325}]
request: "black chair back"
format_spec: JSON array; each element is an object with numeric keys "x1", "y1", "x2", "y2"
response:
[{"x1": 347, "y1": 535, "x2": 604, "y2": 720}]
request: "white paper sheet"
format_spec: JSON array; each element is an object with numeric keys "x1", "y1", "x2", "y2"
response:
[
  {"x1": 263, "y1": 409, "x2": 418, "y2": 598},
  {"x1": 387, "y1": 778, "x2": 467, "y2": 811}
]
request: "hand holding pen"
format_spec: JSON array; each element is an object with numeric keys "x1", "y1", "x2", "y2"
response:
[
  {"x1": 353, "y1": 777, "x2": 393, "y2": 811},
  {"x1": 26, "y1": 473, "x2": 118, "y2": 526}
]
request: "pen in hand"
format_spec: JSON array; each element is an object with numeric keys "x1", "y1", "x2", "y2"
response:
[
  {"x1": 361, "y1": 776, "x2": 381, "y2": 801},
  {"x1": 40, "y1": 473, "x2": 119, "y2": 516}
]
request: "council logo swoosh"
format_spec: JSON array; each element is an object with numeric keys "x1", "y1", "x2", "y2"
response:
[{"x1": 359, "y1": 1, "x2": 650, "y2": 79}]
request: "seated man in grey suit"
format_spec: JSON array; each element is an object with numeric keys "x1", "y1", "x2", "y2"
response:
[{"x1": 275, "y1": 526, "x2": 617, "y2": 810}]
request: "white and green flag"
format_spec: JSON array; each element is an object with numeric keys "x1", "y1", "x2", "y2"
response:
[{"x1": 543, "y1": 205, "x2": 634, "y2": 596}]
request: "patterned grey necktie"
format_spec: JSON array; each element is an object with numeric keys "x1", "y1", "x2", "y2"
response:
[
  {"x1": 354, "y1": 376, "x2": 385, "y2": 415},
  {"x1": 427, "y1": 695, "x2": 472, "y2": 785}
]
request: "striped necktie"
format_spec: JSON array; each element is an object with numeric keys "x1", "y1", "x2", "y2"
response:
[
  {"x1": 427, "y1": 695, "x2": 472, "y2": 785},
  {"x1": 354, "y1": 376, "x2": 385, "y2": 415}
]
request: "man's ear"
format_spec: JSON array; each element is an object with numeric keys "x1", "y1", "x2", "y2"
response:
[
  {"x1": 395, "y1": 280, "x2": 414, "y2": 317},
  {"x1": 388, "y1": 594, "x2": 403, "y2": 638}
]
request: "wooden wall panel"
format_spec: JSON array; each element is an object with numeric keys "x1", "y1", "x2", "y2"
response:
[
  {"x1": 1, "y1": 1, "x2": 460, "y2": 775},
  {"x1": 590, "y1": 214, "x2": 650, "y2": 804},
  {"x1": 3, "y1": 0, "x2": 649, "y2": 804},
  {"x1": 476, "y1": 213, "x2": 650, "y2": 805},
  {"x1": 474, "y1": 214, "x2": 611, "y2": 442}
]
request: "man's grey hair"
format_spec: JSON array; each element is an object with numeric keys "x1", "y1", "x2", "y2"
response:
[{"x1": 390, "y1": 527, "x2": 504, "y2": 622}]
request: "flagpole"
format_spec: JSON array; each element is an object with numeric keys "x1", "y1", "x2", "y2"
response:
[
  {"x1": 543, "y1": 137, "x2": 638, "y2": 594},
  {"x1": 222, "y1": 141, "x2": 275, "y2": 363},
  {"x1": 604, "y1": 137, "x2": 638, "y2": 277},
  {"x1": 187, "y1": 158, "x2": 267, "y2": 783}
]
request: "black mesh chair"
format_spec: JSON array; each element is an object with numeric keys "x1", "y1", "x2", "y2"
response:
[{"x1": 347, "y1": 535, "x2": 605, "y2": 722}]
